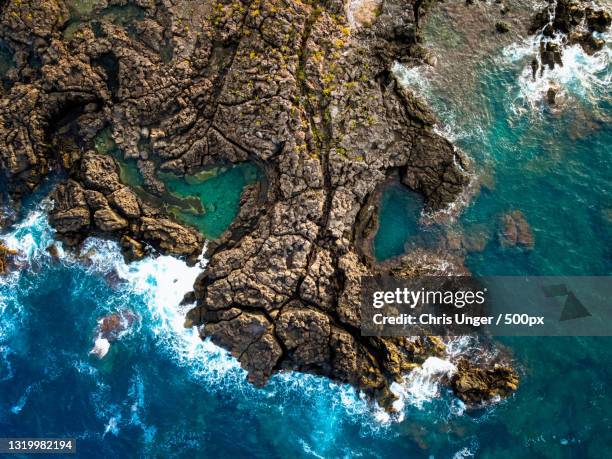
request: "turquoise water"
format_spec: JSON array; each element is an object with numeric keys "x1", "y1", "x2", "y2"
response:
[
  {"x1": 1, "y1": 34, "x2": 611, "y2": 459},
  {"x1": 459, "y1": 63, "x2": 611, "y2": 277},
  {"x1": 93, "y1": 127, "x2": 260, "y2": 240},
  {"x1": 373, "y1": 183, "x2": 423, "y2": 261},
  {"x1": 0, "y1": 40, "x2": 14, "y2": 80},
  {"x1": 381, "y1": 44, "x2": 611, "y2": 276},
  {"x1": 162, "y1": 163, "x2": 261, "y2": 239},
  {"x1": 93, "y1": 127, "x2": 144, "y2": 188}
]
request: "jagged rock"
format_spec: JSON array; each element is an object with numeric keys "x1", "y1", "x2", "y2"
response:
[
  {"x1": 450, "y1": 359, "x2": 519, "y2": 405},
  {"x1": 108, "y1": 187, "x2": 140, "y2": 219},
  {"x1": 204, "y1": 311, "x2": 282, "y2": 386},
  {"x1": 46, "y1": 244, "x2": 60, "y2": 260},
  {"x1": 495, "y1": 21, "x2": 511, "y2": 33},
  {"x1": 120, "y1": 235, "x2": 145, "y2": 261},
  {"x1": 532, "y1": 1, "x2": 611, "y2": 58},
  {"x1": 0, "y1": 242, "x2": 18, "y2": 274},
  {"x1": 140, "y1": 217, "x2": 203, "y2": 261},
  {"x1": 586, "y1": 7, "x2": 611, "y2": 33},
  {"x1": 573, "y1": 31, "x2": 606, "y2": 55},
  {"x1": 546, "y1": 86, "x2": 558, "y2": 105},
  {"x1": 80, "y1": 152, "x2": 122, "y2": 195},
  {"x1": 540, "y1": 41, "x2": 563, "y2": 71},
  {"x1": 0, "y1": 0, "x2": 518, "y2": 409},
  {"x1": 96, "y1": 310, "x2": 139, "y2": 342},
  {"x1": 94, "y1": 207, "x2": 129, "y2": 232},
  {"x1": 276, "y1": 306, "x2": 331, "y2": 367},
  {"x1": 52, "y1": 206, "x2": 91, "y2": 234},
  {"x1": 84, "y1": 190, "x2": 108, "y2": 211},
  {"x1": 50, "y1": 181, "x2": 91, "y2": 234},
  {"x1": 90, "y1": 309, "x2": 139, "y2": 359}
]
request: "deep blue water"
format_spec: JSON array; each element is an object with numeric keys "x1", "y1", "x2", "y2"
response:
[{"x1": 1, "y1": 32, "x2": 612, "y2": 459}]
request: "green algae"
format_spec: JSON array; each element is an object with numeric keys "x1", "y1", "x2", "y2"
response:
[
  {"x1": 67, "y1": 0, "x2": 102, "y2": 18},
  {"x1": 0, "y1": 40, "x2": 15, "y2": 82},
  {"x1": 63, "y1": 3, "x2": 145, "y2": 39}
]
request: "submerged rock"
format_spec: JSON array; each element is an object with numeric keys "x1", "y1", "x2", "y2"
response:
[
  {"x1": 90, "y1": 309, "x2": 139, "y2": 359},
  {"x1": 495, "y1": 21, "x2": 511, "y2": 33},
  {"x1": 499, "y1": 210, "x2": 534, "y2": 249},
  {"x1": 546, "y1": 85, "x2": 558, "y2": 105}
]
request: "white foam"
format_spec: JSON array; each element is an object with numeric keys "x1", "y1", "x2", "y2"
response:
[
  {"x1": 90, "y1": 337, "x2": 110, "y2": 359},
  {"x1": 453, "y1": 441, "x2": 479, "y2": 459},
  {"x1": 299, "y1": 438, "x2": 326, "y2": 459},
  {"x1": 10, "y1": 382, "x2": 40, "y2": 415},
  {"x1": 391, "y1": 357, "x2": 457, "y2": 412},
  {"x1": 392, "y1": 61, "x2": 483, "y2": 144},
  {"x1": 502, "y1": 31, "x2": 611, "y2": 116},
  {"x1": 0, "y1": 208, "x2": 54, "y2": 376},
  {"x1": 103, "y1": 416, "x2": 121, "y2": 437},
  {"x1": 391, "y1": 61, "x2": 434, "y2": 95},
  {"x1": 0, "y1": 204, "x2": 478, "y2": 430}
]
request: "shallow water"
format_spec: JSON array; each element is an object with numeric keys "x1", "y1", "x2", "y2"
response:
[
  {"x1": 93, "y1": 127, "x2": 260, "y2": 240},
  {"x1": 387, "y1": 37, "x2": 612, "y2": 276},
  {"x1": 162, "y1": 163, "x2": 261, "y2": 239},
  {"x1": 373, "y1": 183, "x2": 424, "y2": 261},
  {"x1": 63, "y1": 4, "x2": 145, "y2": 40},
  {"x1": 0, "y1": 40, "x2": 14, "y2": 80}
]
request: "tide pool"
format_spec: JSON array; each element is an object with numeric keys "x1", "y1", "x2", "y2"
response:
[
  {"x1": 93, "y1": 127, "x2": 261, "y2": 240},
  {"x1": 373, "y1": 183, "x2": 424, "y2": 261},
  {"x1": 162, "y1": 163, "x2": 261, "y2": 239}
]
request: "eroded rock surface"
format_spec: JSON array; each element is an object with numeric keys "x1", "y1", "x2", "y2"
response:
[
  {"x1": 0, "y1": 0, "x2": 519, "y2": 409},
  {"x1": 450, "y1": 359, "x2": 520, "y2": 405}
]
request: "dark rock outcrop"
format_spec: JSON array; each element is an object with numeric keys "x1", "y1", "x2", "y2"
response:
[
  {"x1": 0, "y1": 242, "x2": 18, "y2": 274},
  {"x1": 450, "y1": 359, "x2": 519, "y2": 405},
  {"x1": 530, "y1": 0, "x2": 611, "y2": 73}
]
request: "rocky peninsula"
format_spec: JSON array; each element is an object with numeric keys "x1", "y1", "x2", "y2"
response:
[{"x1": 0, "y1": 0, "x2": 565, "y2": 410}]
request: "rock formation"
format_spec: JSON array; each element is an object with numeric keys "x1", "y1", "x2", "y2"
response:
[
  {"x1": 0, "y1": 241, "x2": 18, "y2": 274},
  {"x1": 450, "y1": 359, "x2": 520, "y2": 404},
  {"x1": 530, "y1": 0, "x2": 611, "y2": 77},
  {"x1": 0, "y1": 0, "x2": 520, "y2": 409},
  {"x1": 499, "y1": 210, "x2": 534, "y2": 249}
]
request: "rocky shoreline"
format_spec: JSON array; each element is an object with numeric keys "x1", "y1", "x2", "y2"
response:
[{"x1": 0, "y1": 0, "x2": 576, "y2": 410}]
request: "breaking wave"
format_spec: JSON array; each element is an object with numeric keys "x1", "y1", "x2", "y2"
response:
[{"x1": 502, "y1": 29, "x2": 611, "y2": 117}]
